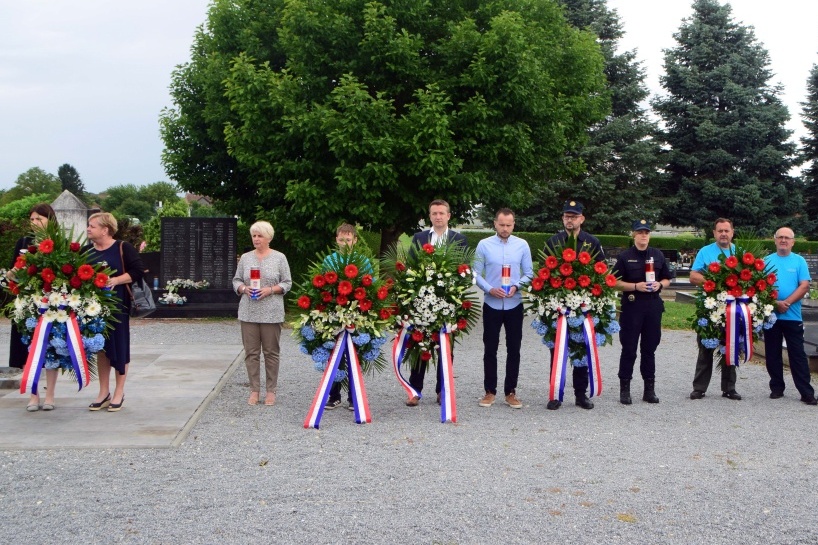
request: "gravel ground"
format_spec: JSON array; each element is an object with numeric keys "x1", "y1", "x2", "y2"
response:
[{"x1": 1, "y1": 317, "x2": 817, "y2": 544}]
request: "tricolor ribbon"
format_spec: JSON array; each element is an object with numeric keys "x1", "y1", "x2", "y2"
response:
[
  {"x1": 549, "y1": 307, "x2": 571, "y2": 402},
  {"x1": 724, "y1": 295, "x2": 753, "y2": 366},
  {"x1": 580, "y1": 307, "x2": 603, "y2": 398},
  {"x1": 392, "y1": 324, "x2": 421, "y2": 401},
  {"x1": 20, "y1": 312, "x2": 92, "y2": 395},
  {"x1": 304, "y1": 327, "x2": 371, "y2": 429},
  {"x1": 65, "y1": 312, "x2": 91, "y2": 391},
  {"x1": 438, "y1": 325, "x2": 456, "y2": 424}
]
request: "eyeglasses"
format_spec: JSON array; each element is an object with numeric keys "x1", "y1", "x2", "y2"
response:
[{"x1": 775, "y1": 236, "x2": 794, "y2": 240}]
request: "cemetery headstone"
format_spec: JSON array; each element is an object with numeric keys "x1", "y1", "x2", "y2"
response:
[{"x1": 160, "y1": 218, "x2": 237, "y2": 289}]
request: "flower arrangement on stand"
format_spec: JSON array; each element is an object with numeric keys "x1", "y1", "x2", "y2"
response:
[
  {"x1": 165, "y1": 278, "x2": 210, "y2": 290},
  {"x1": 158, "y1": 286, "x2": 187, "y2": 306},
  {"x1": 381, "y1": 240, "x2": 479, "y2": 423},
  {"x1": 522, "y1": 237, "x2": 619, "y2": 403},
  {"x1": 292, "y1": 247, "x2": 394, "y2": 428},
  {"x1": 3, "y1": 222, "x2": 120, "y2": 394},
  {"x1": 691, "y1": 243, "x2": 777, "y2": 365}
]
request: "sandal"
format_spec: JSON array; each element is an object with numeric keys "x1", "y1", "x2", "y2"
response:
[
  {"x1": 247, "y1": 392, "x2": 259, "y2": 405},
  {"x1": 264, "y1": 393, "x2": 276, "y2": 406}
]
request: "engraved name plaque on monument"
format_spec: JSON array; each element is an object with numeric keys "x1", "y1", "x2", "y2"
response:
[{"x1": 160, "y1": 218, "x2": 237, "y2": 289}]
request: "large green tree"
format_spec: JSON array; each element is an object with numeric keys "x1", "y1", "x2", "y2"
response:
[
  {"x1": 1, "y1": 167, "x2": 62, "y2": 206},
  {"x1": 160, "y1": 0, "x2": 609, "y2": 253},
  {"x1": 57, "y1": 163, "x2": 86, "y2": 199},
  {"x1": 509, "y1": 0, "x2": 661, "y2": 234},
  {"x1": 100, "y1": 182, "x2": 181, "y2": 222},
  {"x1": 652, "y1": 0, "x2": 802, "y2": 234},
  {"x1": 800, "y1": 61, "x2": 818, "y2": 237}
]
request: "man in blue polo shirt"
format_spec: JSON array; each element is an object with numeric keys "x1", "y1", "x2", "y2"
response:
[
  {"x1": 689, "y1": 218, "x2": 740, "y2": 400},
  {"x1": 473, "y1": 208, "x2": 534, "y2": 409},
  {"x1": 763, "y1": 227, "x2": 816, "y2": 405}
]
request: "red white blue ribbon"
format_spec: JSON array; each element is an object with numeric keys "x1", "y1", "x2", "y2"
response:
[
  {"x1": 724, "y1": 295, "x2": 753, "y2": 366},
  {"x1": 304, "y1": 327, "x2": 371, "y2": 429},
  {"x1": 65, "y1": 312, "x2": 91, "y2": 391},
  {"x1": 392, "y1": 324, "x2": 421, "y2": 401},
  {"x1": 438, "y1": 325, "x2": 456, "y2": 423},
  {"x1": 581, "y1": 307, "x2": 603, "y2": 398},
  {"x1": 549, "y1": 307, "x2": 570, "y2": 402},
  {"x1": 20, "y1": 316, "x2": 53, "y2": 395}
]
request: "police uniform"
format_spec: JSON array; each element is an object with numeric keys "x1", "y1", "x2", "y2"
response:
[{"x1": 612, "y1": 220, "x2": 671, "y2": 404}]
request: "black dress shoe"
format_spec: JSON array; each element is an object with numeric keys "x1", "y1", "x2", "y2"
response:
[
  {"x1": 722, "y1": 390, "x2": 742, "y2": 400},
  {"x1": 689, "y1": 390, "x2": 705, "y2": 400},
  {"x1": 89, "y1": 393, "x2": 111, "y2": 411},
  {"x1": 546, "y1": 399, "x2": 561, "y2": 410},
  {"x1": 801, "y1": 396, "x2": 818, "y2": 406},
  {"x1": 769, "y1": 391, "x2": 784, "y2": 399},
  {"x1": 575, "y1": 395, "x2": 594, "y2": 410}
]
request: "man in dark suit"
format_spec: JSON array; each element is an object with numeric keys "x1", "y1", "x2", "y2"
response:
[{"x1": 406, "y1": 199, "x2": 468, "y2": 406}]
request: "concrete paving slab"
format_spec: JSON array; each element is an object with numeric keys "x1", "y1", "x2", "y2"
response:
[{"x1": 0, "y1": 344, "x2": 242, "y2": 450}]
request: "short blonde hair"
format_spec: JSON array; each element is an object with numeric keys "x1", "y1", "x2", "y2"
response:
[
  {"x1": 88, "y1": 212, "x2": 118, "y2": 236},
  {"x1": 250, "y1": 221, "x2": 274, "y2": 240}
]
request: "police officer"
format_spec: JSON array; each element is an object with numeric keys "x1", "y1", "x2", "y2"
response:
[{"x1": 612, "y1": 220, "x2": 671, "y2": 404}]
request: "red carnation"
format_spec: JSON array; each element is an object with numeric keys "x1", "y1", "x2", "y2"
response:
[
  {"x1": 755, "y1": 279, "x2": 768, "y2": 291},
  {"x1": 531, "y1": 277, "x2": 544, "y2": 291},
  {"x1": 740, "y1": 269, "x2": 753, "y2": 281},
  {"x1": 550, "y1": 277, "x2": 563, "y2": 289},
  {"x1": 377, "y1": 287, "x2": 389, "y2": 300},
  {"x1": 766, "y1": 273, "x2": 777, "y2": 285},
  {"x1": 395, "y1": 261, "x2": 406, "y2": 272},
  {"x1": 559, "y1": 263, "x2": 573, "y2": 277},
  {"x1": 742, "y1": 252, "x2": 755, "y2": 265},
  {"x1": 14, "y1": 257, "x2": 26, "y2": 269},
  {"x1": 725, "y1": 274, "x2": 739, "y2": 287},
  {"x1": 62, "y1": 264, "x2": 74, "y2": 275},
  {"x1": 545, "y1": 256, "x2": 559, "y2": 269},
  {"x1": 562, "y1": 248, "x2": 576, "y2": 262},
  {"x1": 43, "y1": 282, "x2": 52, "y2": 292},
  {"x1": 315, "y1": 304, "x2": 327, "y2": 312},
  {"x1": 40, "y1": 268, "x2": 56, "y2": 283},
  {"x1": 594, "y1": 262, "x2": 608, "y2": 274},
  {"x1": 578, "y1": 252, "x2": 592, "y2": 265},
  {"x1": 361, "y1": 274, "x2": 373, "y2": 287},
  {"x1": 353, "y1": 287, "x2": 367, "y2": 300},
  {"x1": 38, "y1": 239, "x2": 54, "y2": 254},
  {"x1": 422, "y1": 243, "x2": 435, "y2": 254},
  {"x1": 770, "y1": 290, "x2": 778, "y2": 299},
  {"x1": 324, "y1": 271, "x2": 338, "y2": 284},
  {"x1": 379, "y1": 309, "x2": 391, "y2": 320},
  {"x1": 94, "y1": 273, "x2": 108, "y2": 288},
  {"x1": 77, "y1": 264, "x2": 94, "y2": 281},
  {"x1": 745, "y1": 287, "x2": 756, "y2": 298},
  {"x1": 457, "y1": 318, "x2": 468, "y2": 331},
  {"x1": 431, "y1": 332, "x2": 440, "y2": 342},
  {"x1": 457, "y1": 264, "x2": 470, "y2": 275},
  {"x1": 69, "y1": 276, "x2": 82, "y2": 289},
  {"x1": 578, "y1": 275, "x2": 591, "y2": 288},
  {"x1": 27, "y1": 245, "x2": 37, "y2": 254},
  {"x1": 591, "y1": 284, "x2": 603, "y2": 297},
  {"x1": 359, "y1": 299, "x2": 373, "y2": 311},
  {"x1": 321, "y1": 291, "x2": 333, "y2": 302},
  {"x1": 420, "y1": 351, "x2": 432, "y2": 361},
  {"x1": 708, "y1": 262, "x2": 721, "y2": 273},
  {"x1": 27, "y1": 264, "x2": 38, "y2": 275},
  {"x1": 537, "y1": 267, "x2": 549, "y2": 280},
  {"x1": 297, "y1": 295, "x2": 311, "y2": 309},
  {"x1": 725, "y1": 256, "x2": 739, "y2": 268},
  {"x1": 69, "y1": 242, "x2": 81, "y2": 252},
  {"x1": 336, "y1": 295, "x2": 349, "y2": 306},
  {"x1": 564, "y1": 277, "x2": 577, "y2": 290},
  {"x1": 703, "y1": 280, "x2": 716, "y2": 293},
  {"x1": 312, "y1": 274, "x2": 326, "y2": 288},
  {"x1": 337, "y1": 280, "x2": 353, "y2": 295},
  {"x1": 754, "y1": 259, "x2": 765, "y2": 271},
  {"x1": 411, "y1": 330, "x2": 424, "y2": 342},
  {"x1": 729, "y1": 287, "x2": 743, "y2": 298},
  {"x1": 605, "y1": 274, "x2": 617, "y2": 287},
  {"x1": 462, "y1": 300, "x2": 472, "y2": 309},
  {"x1": 344, "y1": 264, "x2": 359, "y2": 279},
  {"x1": 9, "y1": 281, "x2": 19, "y2": 294}
]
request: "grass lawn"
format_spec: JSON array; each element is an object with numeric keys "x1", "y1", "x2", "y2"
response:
[{"x1": 662, "y1": 300, "x2": 696, "y2": 330}]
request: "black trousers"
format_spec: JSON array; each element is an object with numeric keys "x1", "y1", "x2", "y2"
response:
[
  {"x1": 617, "y1": 298, "x2": 663, "y2": 381},
  {"x1": 764, "y1": 320, "x2": 815, "y2": 399},
  {"x1": 482, "y1": 303, "x2": 523, "y2": 396},
  {"x1": 408, "y1": 345, "x2": 454, "y2": 395}
]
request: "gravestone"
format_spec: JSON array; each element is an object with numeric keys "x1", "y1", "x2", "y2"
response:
[
  {"x1": 160, "y1": 218, "x2": 237, "y2": 289},
  {"x1": 801, "y1": 253, "x2": 818, "y2": 278},
  {"x1": 51, "y1": 190, "x2": 90, "y2": 242}
]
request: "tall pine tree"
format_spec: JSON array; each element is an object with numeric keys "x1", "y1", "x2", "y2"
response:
[
  {"x1": 800, "y1": 62, "x2": 818, "y2": 237},
  {"x1": 653, "y1": 0, "x2": 801, "y2": 234},
  {"x1": 57, "y1": 163, "x2": 86, "y2": 199}
]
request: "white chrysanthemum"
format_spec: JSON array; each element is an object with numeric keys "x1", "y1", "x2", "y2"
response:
[
  {"x1": 56, "y1": 309, "x2": 69, "y2": 323},
  {"x1": 85, "y1": 301, "x2": 102, "y2": 317},
  {"x1": 67, "y1": 293, "x2": 82, "y2": 309},
  {"x1": 44, "y1": 309, "x2": 59, "y2": 321},
  {"x1": 716, "y1": 291, "x2": 728, "y2": 302},
  {"x1": 48, "y1": 292, "x2": 63, "y2": 306},
  {"x1": 704, "y1": 297, "x2": 718, "y2": 310}
]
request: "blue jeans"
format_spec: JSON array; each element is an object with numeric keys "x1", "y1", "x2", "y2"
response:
[{"x1": 763, "y1": 320, "x2": 815, "y2": 399}]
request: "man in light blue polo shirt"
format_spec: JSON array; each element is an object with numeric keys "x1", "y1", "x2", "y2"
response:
[
  {"x1": 763, "y1": 227, "x2": 816, "y2": 405},
  {"x1": 689, "y1": 218, "x2": 740, "y2": 400},
  {"x1": 473, "y1": 208, "x2": 533, "y2": 409}
]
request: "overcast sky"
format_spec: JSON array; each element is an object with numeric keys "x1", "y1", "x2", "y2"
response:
[{"x1": 1, "y1": 1, "x2": 816, "y2": 195}]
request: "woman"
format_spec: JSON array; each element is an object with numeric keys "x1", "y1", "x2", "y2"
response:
[
  {"x1": 232, "y1": 221, "x2": 291, "y2": 406},
  {"x1": 85, "y1": 212, "x2": 145, "y2": 412},
  {"x1": 8, "y1": 204, "x2": 60, "y2": 411}
]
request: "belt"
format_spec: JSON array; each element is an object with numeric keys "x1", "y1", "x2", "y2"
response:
[{"x1": 623, "y1": 292, "x2": 661, "y2": 302}]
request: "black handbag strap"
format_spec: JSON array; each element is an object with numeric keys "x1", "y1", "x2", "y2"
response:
[{"x1": 118, "y1": 240, "x2": 135, "y2": 303}]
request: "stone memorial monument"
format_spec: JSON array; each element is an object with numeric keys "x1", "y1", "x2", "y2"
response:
[
  {"x1": 160, "y1": 217, "x2": 237, "y2": 289},
  {"x1": 51, "y1": 190, "x2": 94, "y2": 242}
]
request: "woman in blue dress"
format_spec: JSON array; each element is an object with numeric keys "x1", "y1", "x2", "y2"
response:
[{"x1": 85, "y1": 212, "x2": 145, "y2": 412}]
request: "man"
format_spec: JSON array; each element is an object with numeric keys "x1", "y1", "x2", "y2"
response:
[
  {"x1": 406, "y1": 199, "x2": 468, "y2": 406},
  {"x1": 323, "y1": 223, "x2": 373, "y2": 411},
  {"x1": 545, "y1": 200, "x2": 605, "y2": 410},
  {"x1": 763, "y1": 227, "x2": 816, "y2": 405},
  {"x1": 473, "y1": 208, "x2": 533, "y2": 409},
  {"x1": 612, "y1": 220, "x2": 672, "y2": 405},
  {"x1": 689, "y1": 218, "x2": 740, "y2": 400}
]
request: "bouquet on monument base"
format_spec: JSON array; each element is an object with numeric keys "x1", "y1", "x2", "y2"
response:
[
  {"x1": 3, "y1": 222, "x2": 120, "y2": 393},
  {"x1": 522, "y1": 237, "x2": 619, "y2": 401},
  {"x1": 292, "y1": 246, "x2": 394, "y2": 427},
  {"x1": 381, "y1": 239, "x2": 479, "y2": 423},
  {"x1": 691, "y1": 242, "x2": 777, "y2": 365}
]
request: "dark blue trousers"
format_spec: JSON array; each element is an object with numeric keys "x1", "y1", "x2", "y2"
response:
[
  {"x1": 763, "y1": 320, "x2": 815, "y2": 399},
  {"x1": 482, "y1": 303, "x2": 523, "y2": 396}
]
